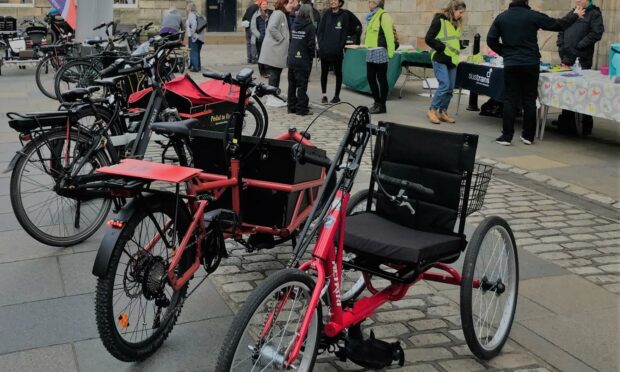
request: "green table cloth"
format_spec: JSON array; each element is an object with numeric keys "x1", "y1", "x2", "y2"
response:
[{"x1": 342, "y1": 47, "x2": 403, "y2": 95}]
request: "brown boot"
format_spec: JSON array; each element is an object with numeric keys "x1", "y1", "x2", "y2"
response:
[
  {"x1": 438, "y1": 110, "x2": 456, "y2": 123},
  {"x1": 426, "y1": 109, "x2": 440, "y2": 124}
]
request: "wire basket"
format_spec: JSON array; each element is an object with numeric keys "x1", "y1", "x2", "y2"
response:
[{"x1": 459, "y1": 163, "x2": 493, "y2": 216}]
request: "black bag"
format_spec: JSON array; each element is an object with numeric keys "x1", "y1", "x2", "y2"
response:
[
  {"x1": 195, "y1": 12, "x2": 208, "y2": 33},
  {"x1": 480, "y1": 98, "x2": 503, "y2": 118}
]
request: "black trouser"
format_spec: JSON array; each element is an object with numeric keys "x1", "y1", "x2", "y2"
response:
[
  {"x1": 256, "y1": 40, "x2": 265, "y2": 76},
  {"x1": 287, "y1": 67, "x2": 310, "y2": 113},
  {"x1": 266, "y1": 66, "x2": 283, "y2": 88},
  {"x1": 502, "y1": 65, "x2": 539, "y2": 141},
  {"x1": 367, "y1": 62, "x2": 388, "y2": 106},
  {"x1": 320, "y1": 56, "x2": 343, "y2": 98}
]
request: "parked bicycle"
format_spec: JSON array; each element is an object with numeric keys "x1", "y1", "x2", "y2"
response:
[
  {"x1": 216, "y1": 107, "x2": 518, "y2": 371},
  {"x1": 89, "y1": 67, "x2": 337, "y2": 362}
]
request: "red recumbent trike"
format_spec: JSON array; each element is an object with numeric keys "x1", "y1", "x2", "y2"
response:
[
  {"x1": 90, "y1": 68, "x2": 335, "y2": 362},
  {"x1": 216, "y1": 106, "x2": 519, "y2": 371}
]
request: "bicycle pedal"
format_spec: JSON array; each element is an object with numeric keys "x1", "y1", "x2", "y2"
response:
[{"x1": 338, "y1": 330, "x2": 405, "y2": 369}]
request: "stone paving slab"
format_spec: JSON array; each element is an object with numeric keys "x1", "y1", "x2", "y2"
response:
[{"x1": 0, "y1": 344, "x2": 78, "y2": 372}]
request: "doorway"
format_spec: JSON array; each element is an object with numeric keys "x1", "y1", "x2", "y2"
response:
[{"x1": 205, "y1": 0, "x2": 236, "y2": 32}]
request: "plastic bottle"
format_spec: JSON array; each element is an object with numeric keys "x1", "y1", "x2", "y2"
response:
[{"x1": 573, "y1": 58, "x2": 582, "y2": 74}]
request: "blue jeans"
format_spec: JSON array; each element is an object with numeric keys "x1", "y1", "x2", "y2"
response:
[
  {"x1": 430, "y1": 61, "x2": 457, "y2": 111},
  {"x1": 189, "y1": 38, "x2": 203, "y2": 70}
]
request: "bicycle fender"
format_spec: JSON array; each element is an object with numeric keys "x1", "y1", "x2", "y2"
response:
[
  {"x1": 3, "y1": 151, "x2": 23, "y2": 174},
  {"x1": 91, "y1": 197, "x2": 139, "y2": 278}
]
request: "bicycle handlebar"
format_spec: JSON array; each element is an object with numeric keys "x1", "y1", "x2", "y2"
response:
[
  {"x1": 377, "y1": 174, "x2": 434, "y2": 196},
  {"x1": 202, "y1": 69, "x2": 281, "y2": 98},
  {"x1": 291, "y1": 143, "x2": 331, "y2": 168}
]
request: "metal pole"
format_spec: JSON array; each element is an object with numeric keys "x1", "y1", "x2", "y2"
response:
[{"x1": 467, "y1": 33, "x2": 481, "y2": 111}]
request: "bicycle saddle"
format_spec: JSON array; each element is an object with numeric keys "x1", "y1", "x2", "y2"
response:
[
  {"x1": 60, "y1": 86, "x2": 101, "y2": 102},
  {"x1": 151, "y1": 119, "x2": 200, "y2": 137}
]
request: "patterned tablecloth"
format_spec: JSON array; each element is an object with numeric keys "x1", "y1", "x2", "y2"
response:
[{"x1": 538, "y1": 70, "x2": 620, "y2": 122}]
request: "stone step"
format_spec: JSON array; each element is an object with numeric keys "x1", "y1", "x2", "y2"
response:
[{"x1": 205, "y1": 32, "x2": 245, "y2": 45}]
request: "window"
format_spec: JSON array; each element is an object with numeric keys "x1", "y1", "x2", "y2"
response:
[
  {"x1": 0, "y1": 0, "x2": 34, "y2": 7},
  {"x1": 113, "y1": 0, "x2": 138, "y2": 8}
]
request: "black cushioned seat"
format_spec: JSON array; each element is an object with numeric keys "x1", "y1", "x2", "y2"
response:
[
  {"x1": 344, "y1": 212, "x2": 462, "y2": 265},
  {"x1": 60, "y1": 86, "x2": 100, "y2": 102},
  {"x1": 150, "y1": 118, "x2": 199, "y2": 137}
]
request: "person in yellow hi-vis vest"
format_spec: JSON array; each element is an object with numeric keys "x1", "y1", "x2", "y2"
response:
[{"x1": 425, "y1": 1, "x2": 467, "y2": 124}]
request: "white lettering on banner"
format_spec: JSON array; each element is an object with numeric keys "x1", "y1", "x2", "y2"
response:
[{"x1": 468, "y1": 68, "x2": 493, "y2": 88}]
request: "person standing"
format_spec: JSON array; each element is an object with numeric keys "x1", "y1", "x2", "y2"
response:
[
  {"x1": 425, "y1": 1, "x2": 467, "y2": 125},
  {"x1": 287, "y1": 4, "x2": 316, "y2": 116},
  {"x1": 258, "y1": 0, "x2": 295, "y2": 107},
  {"x1": 242, "y1": 1, "x2": 260, "y2": 63},
  {"x1": 186, "y1": 2, "x2": 205, "y2": 72},
  {"x1": 251, "y1": 0, "x2": 272, "y2": 77},
  {"x1": 556, "y1": 0, "x2": 604, "y2": 135},
  {"x1": 364, "y1": 0, "x2": 395, "y2": 114},
  {"x1": 488, "y1": 0, "x2": 584, "y2": 146},
  {"x1": 317, "y1": 0, "x2": 349, "y2": 104}
]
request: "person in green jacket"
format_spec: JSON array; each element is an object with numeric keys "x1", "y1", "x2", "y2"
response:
[
  {"x1": 425, "y1": 0, "x2": 467, "y2": 124},
  {"x1": 364, "y1": 0, "x2": 395, "y2": 114}
]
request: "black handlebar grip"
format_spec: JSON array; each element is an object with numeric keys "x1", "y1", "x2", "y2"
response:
[
  {"x1": 144, "y1": 22, "x2": 154, "y2": 29},
  {"x1": 291, "y1": 144, "x2": 331, "y2": 168},
  {"x1": 163, "y1": 40, "x2": 183, "y2": 49},
  {"x1": 99, "y1": 60, "x2": 123, "y2": 76},
  {"x1": 261, "y1": 84, "x2": 281, "y2": 96},
  {"x1": 377, "y1": 174, "x2": 434, "y2": 196},
  {"x1": 93, "y1": 23, "x2": 106, "y2": 30},
  {"x1": 202, "y1": 70, "x2": 229, "y2": 81}
]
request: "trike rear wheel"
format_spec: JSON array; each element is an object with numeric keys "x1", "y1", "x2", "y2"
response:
[
  {"x1": 95, "y1": 196, "x2": 195, "y2": 362},
  {"x1": 216, "y1": 268, "x2": 321, "y2": 372},
  {"x1": 460, "y1": 216, "x2": 518, "y2": 360}
]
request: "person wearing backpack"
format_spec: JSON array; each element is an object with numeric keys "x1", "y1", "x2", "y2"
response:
[
  {"x1": 364, "y1": 0, "x2": 396, "y2": 114},
  {"x1": 425, "y1": 1, "x2": 467, "y2": 125},
  {"x1": 186, "y1": 1, "x2": 206, "y2": 72},
  {"x1": 287, "y1": 4, "x2": 316, "y2": 116},
  {"x1": 317, "y1": 0, "x2": 349, "y2": 105}
]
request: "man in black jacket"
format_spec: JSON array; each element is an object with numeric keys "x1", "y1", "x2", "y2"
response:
[
  {"x1": 556, "y1": 0, "x2": 604, "y2": 135},
  {"x1": 488, "y1": 0, "x2": 584, "y2": 146},
  {"x1": 287, "y1": 4, "x2": 316, "y2": 116},
  {"x1": 242, "y1": 1, "x2": 260, "y2": 63},
  {"x1": 317, "y1": 0, "x2": 349, "y2": 104}
]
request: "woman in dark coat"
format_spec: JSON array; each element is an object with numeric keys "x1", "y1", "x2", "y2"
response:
[
  {"x1": 317, "y1": 0, "x2": 349, "y2": 104},
  {"x1": 287, "y1": 4, "x2": 316, "y2": 116}
]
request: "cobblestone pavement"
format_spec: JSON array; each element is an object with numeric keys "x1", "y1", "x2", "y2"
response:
[{"x1": 201, "y1": 106, "x2": 618, "y2": 371}]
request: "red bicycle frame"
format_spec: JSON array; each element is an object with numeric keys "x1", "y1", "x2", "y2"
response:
[
  {"x1": 101, "y1": 129, "x2": 324, "y2": 292},
  {"x1": 283, "y1": 189, "x2": 482, "y2": 367}
]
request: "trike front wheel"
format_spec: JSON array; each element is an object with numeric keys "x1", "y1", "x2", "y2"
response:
[
  {"x1": 460, "y1": 216, "x2": 519, "y2": 360},
  {"x1": 216, "y1": 268, "x2": 321, "y2": 372},
  {"x1": 94, "y1": 196, "x2": 195, "y2": 362}
]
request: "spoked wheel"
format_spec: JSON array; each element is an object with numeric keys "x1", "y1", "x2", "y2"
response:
[
  {"x1": 339, "y1": 189, "x2": 377, "y2": 303},
  {"x1": 54, "y1": 59, "x2": 104, "y2": 102},
  {"x1": 36, "y1": 54, "x2": 66, "y2": 99},
  {"x1": 95, "y1": 196, "x2": 195, "y2": 362},
  {"x1": 460, "y1": 216, "x2": 519, "y2": 360},
  {"x1": 216, "y1": 269, "x2": 321, "y2": 372},
  {"x1": 10, "y1": 129, "x2": 112, "y2": 246}
]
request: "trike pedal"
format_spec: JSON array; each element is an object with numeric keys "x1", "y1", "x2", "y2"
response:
[{"x1": 336, "y1": 327, "x2": 405, "y2": 369}]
